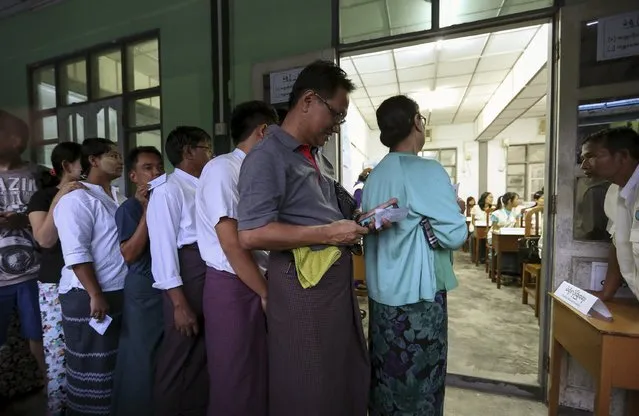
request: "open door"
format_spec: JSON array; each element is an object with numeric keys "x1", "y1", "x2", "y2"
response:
[{"x1": 546, "y1": 0, "x2": 639, "y2": 412}]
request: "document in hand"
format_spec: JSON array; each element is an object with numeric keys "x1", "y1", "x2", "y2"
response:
[{"x1": 374, "y1": 207, "x2": 409, "y2": 230}]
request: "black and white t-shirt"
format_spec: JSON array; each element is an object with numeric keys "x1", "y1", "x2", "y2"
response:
[{"x1": 0, "y1": 165, "x2": 42, "y2": 288}]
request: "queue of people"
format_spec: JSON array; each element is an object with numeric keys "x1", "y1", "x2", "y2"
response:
[{"x1": 0, "y1": 59, "x2": 469, "y2": 416}]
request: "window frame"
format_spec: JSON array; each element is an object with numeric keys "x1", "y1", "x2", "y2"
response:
[
  {"x1": 27, "y1": 30, "x2": 162, "y2": 172},
  {"x1": 506, "y1": 143, "x2": 545, "y2": 200},
  {"x1": 420, "y1": 147, "x2": 458, "y2": 183}
]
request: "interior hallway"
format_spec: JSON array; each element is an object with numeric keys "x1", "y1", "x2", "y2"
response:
[{"x1": 447, "y1": 251, "x2": 540, "y2": 385}]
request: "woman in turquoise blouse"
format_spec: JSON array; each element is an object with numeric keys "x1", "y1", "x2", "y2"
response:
[{"x1": 362, "y1": 95, "x2": 468, "y2": 416}]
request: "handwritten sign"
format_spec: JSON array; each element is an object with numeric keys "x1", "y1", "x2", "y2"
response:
[
  {"x1": 597, "y1": 11, "x2": 639, "y2": 61},
  {"x1": 554, "y1": 281, "x2": 612, "y2": 320},
  {"x1": 269, "y1": 67, "x2": 304, "y2": 104}
]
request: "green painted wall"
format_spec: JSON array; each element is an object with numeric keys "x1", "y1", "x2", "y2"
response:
[
  {"x1": 0, "y1": 0, "x2": 213, "y2": 141},
  {"x1": 230, "y1": 0, "x2": 333, "y2": 105}
]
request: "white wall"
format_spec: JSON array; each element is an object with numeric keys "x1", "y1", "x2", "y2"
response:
[
  {"x1": 340, "y1": 103, "x2": 381, "y2": 192},
  {"x1": 359, "y1": 117, "x2": 546, "y2": 200}
]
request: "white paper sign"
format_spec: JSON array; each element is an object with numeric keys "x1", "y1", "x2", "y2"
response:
[
  {"x1": 597, "y1": 11, "x2": 639, "y2": 61},
  {"x1": 269, "y1": 67, "x2": 304, "y2": 104},
  {"x1": 555, "y1": 281, "x2": 612, "y2": 320},
  {"x1": 588, "y1": 261, "x2": 636, "y2": 298},
  {"x1": 590, "y1": 262, "x2": 609, "y2": 291},
  {"x1": 496, "y1": 227, "x2": 525, "y2": 235},
  {"x1": 89, "y1": 315, "x2": 113, "y2": 336}
]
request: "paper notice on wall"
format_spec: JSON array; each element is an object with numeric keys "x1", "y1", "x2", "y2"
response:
[
  {"x1": 269, "y1": 67, "x2": 304, "y2": 104},
  {"x1": 597, "y1": 11, "x2": 639, "y2": 61}
]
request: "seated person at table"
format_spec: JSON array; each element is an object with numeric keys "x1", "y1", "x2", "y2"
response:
[
  {"x1": 488, "y1": 192, "x2": 521, "y2": 281},
  {"x1": 465, "y1": 196, "x2": 476, "y2": 217},
  {"x1": 469, "y1": 192, "x2": 493, "y2": 263}
]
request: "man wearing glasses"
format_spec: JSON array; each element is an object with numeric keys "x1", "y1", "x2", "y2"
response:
[
  {"x1": 237, "y1": 60, "x2": 370, "y2": 416},
  {"x1": 196, "y1": 101, "x2": 278, "y2": 416},
  {"x1": 146, "y1": 126, "x2": 213, "y2": 416}
]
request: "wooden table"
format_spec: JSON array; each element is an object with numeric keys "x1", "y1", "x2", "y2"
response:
[
  {"x1": 548, "y1": 294, "x2": 639, "y2": 416},
  {"x1": 491, "y1": 229, "x2": 524, "y2": 289}
]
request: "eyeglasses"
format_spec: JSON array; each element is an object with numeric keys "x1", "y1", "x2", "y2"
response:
[{"x1": 313, "y1": 92, "x2": 347, "y2": 125}]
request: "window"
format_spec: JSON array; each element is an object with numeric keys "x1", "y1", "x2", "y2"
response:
[
  {"x1": 338, "y1": 0, "x2": 554, "y2": 45},
  {"x1": 420, "y1": 148, "x2": 457, "y2": 183},
  {"x1": 439, "y1": 0, "x2": 553, "y2": 28},
  {"x1": 506, "y1": 144, "x2": 545, "y2": 199},
  {"x1": 29, "y1": 35, "x2": 161, "y2": 194}
]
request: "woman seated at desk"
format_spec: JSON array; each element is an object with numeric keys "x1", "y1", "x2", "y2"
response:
[
  {"x1": 470, "y1": 192, "x2": 494, "y2": 263},
  {"x1": 488, "y1": 192, "x2": 522, "y2": 283}
]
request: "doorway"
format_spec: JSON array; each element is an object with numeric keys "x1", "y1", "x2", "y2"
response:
[{"x1": 338, "y1": 20, "x2": 553, "y2": 390}]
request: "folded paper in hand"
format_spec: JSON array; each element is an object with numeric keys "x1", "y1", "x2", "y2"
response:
[
  {"x1": 89, "y1": 315, "x2": 113, "y2": 335},
  {"x1": 374, "y1": 207, "x2": 409, "y2": 230}
]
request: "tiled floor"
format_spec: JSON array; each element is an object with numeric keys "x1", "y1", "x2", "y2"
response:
[{"x1": 447, "y1": 251, "x2": 540, "y2": 385}]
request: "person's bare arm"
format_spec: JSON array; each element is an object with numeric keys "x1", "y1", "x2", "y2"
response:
[
  {"x1": 72, "y1": 263, "x2": 110, "y2": 321},
  {"x1": 166, "y1": 287, "x2": 199, "y2": 337},
  {"x1": 598, "y1": 244, "x2": 623, "y2": 301},
  {"x1": 29, "y1": 183, "x2": 85, "y2": 248},
  {"x1": 217, "y1": 218, "x2": 267, "y2": 299},
  {"x1": 239, "y1": 220, "x2": 367, "y2": 251},
  {"x1": 29, "y1": 211, "x2": 58, "y2": 248},
  {"x1": 120, "y1": 211, "x2": 149, "y2": 264}
]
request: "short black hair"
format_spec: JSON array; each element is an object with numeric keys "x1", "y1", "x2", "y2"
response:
[
  {"x1": 288, "y1": 60, "x2": 356, "y2": 108},
  {"x1": 51, "y1": 142, "x2": 82, "y2": 177},
  {"x1": 81, "y1": 138, "x2": 116, "y2": 174},
  {"x1": 230, "y1": 101, "x2": 278, "y2": 146},
  {"x1": 276, "y1": 108, "x2": 288, "y2": 125},
  {"x1": 164, "y1": 126, "x2": 211, "y2": 167},
  {"x1": 376, "y1": 95, "x2": 419, "y2": 148},
  {"x1": 126, "y1": 146, "x2": 162, "y2": 171},
  {"x1": 533, "y1": 189, "x2": 544, "y2": 200},
  {"x1": 583, "y1": 127, "x2": 639, "y2": 159},
  {"x1": 0, "y1": 109, "x2": 29, "y2": 151}
]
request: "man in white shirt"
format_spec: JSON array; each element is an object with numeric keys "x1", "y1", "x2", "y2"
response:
[
  {"x1": 196, "y1": 101, "x2": 277, "y2": 416},
  {"x1": 53, "y1": 138, "x2": 127, "y2": 414},
  {"x1": 580, "y1": 127, "x2": 639, "y2": 301},
  {"x1": 146, "y1": 126, "x2": 212, "y2": 416}
]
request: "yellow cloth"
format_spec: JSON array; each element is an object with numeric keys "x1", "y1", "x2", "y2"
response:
[{"x1": 292, "y1": 246, "x2": 342, "y2": 289}]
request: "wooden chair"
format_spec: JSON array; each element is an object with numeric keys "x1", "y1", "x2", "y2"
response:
[
  {"x1": 472, "y1": 210, "x2": 490, "y2": 266},
  {"x1": 521, "y1": 206, "x2": 543, "y2": 321}
]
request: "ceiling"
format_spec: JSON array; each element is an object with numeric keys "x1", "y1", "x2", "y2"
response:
[
  {"x1": 339, "y1": 0, "x2": 553, "y2": 44},
  {"x1": 340, "y1": 23, "x2": 548, "y2": 130}
]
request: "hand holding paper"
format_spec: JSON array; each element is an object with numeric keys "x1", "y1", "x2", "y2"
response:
[
  {"x1": 89, "y1": 315, "x2": 113, "y2": 335},
  {"x1": 374, "y1": 207, "x2": 409, "y2": 230}
]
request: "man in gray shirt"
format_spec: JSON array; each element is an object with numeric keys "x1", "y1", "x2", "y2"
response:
[{"x1": 237, "y1": 60, "x2": 370, "y2": 416}]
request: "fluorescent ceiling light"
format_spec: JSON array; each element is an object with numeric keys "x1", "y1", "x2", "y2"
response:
[
  {"x1": 410, "y1": 88, "x2": 462, "y2": 110},
  {"x1": 586, "y1": 20, "x2": 598, "y2": 26}
]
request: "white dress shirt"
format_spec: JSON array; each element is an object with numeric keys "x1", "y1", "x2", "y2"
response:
[
  {"x1": 196, "y1": 148, "x2": 268, "y2": 275},
  {"x1": 147, "y1": 168, "x2": 199, "y2": 290},
  {"x1": 54, "y1": 182, "x2": 127, "y2": 294},
  {"x1": 605, "y1": 164, "x2": 639, "y2": 300}
]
